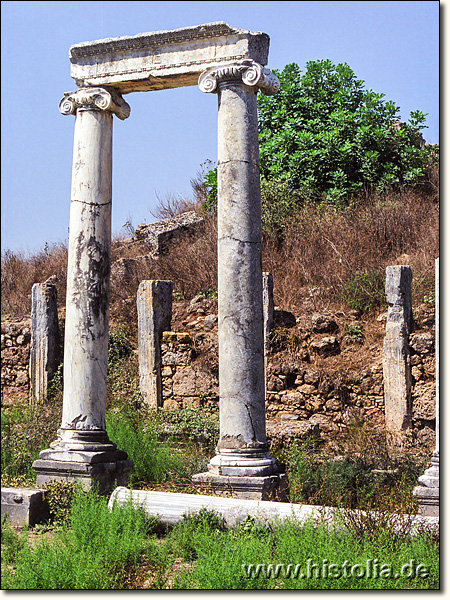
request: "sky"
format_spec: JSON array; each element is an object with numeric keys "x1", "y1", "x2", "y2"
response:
[{"x1": 1, "y1": 1, "x2": 441, "y2": 255}]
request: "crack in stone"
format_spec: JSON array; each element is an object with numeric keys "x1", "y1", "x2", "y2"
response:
[
  {"x1": 72, "y1": 198, "x2": 112, "y2": 206},
  {"x1": 218, "y1": 236, "x2": 260, "y2": 245}
]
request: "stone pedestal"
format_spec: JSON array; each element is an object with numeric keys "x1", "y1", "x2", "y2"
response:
[
  {"x1": 33, "y1": 88, "x2": 132, "y2": 494},
  {"x1": 193, "y1": 61, "x2": 285, "y2": 499},
  {"x1": 192, "y1": 472, "x2": 289, "y2": 501}
]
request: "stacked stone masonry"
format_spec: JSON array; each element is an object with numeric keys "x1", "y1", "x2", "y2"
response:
[
  {"x1": 1, "y1": 302, "x2": 436, "y2": 448},
  {"x1": 1, "y1": 320, "x2": 31, "y2": 398}
]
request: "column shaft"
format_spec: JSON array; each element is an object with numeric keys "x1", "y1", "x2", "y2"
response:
[
  {"x1": 33, "y1": 88, "x2": 132, "y2": 493},
  {"x1": 217, "y1": 82, "x2": 265, "y2": 446},
  {"x1": 61, "y1": 107, "x2": 113, "y2": 433}
]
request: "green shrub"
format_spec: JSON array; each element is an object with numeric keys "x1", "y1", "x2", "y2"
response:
[
  {"x1": 108, "y1": 327, "x2": 133, "y2": 368},
  {"x1": 344, "y1": 324, "x2": 364, "y2": 340},
  {"x1": 45, "y1": 480, "x2": 80, "y2": 525},
  {"x1": 342, "y1": 270, "x2": 385, "y2": 313},
  {"x1": 1, "y1": 401, "x2": 61, "y2": 485}
]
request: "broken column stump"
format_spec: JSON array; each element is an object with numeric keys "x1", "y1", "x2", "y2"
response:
[
  {"x1": 383, "y1": 265, "x2": 413, "y2": 440},
  {"x1": 137, "y1": 280, "x2": 173, "y2": 408},
  {"x1": 29, "y1": 282, "x2": 60, "y2": 402}
]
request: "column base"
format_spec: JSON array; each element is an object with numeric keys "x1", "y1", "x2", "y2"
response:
[
  {"x1": 207, "y1": 448, "x2": 278, "y2": 477},
  {"x1": 417, "y1": 454, "x2": 439, "y2": 488},
  {"x1": 413, "y1": 453, "x2": 439, "y2": 517},
  {"x1": 413, "y1": 486, "x2": 439, "y2": 517},
  {"x1": 192, "y1": 471, "x2": 289, "y2": 501},
  {"x1": 32, "y1": 429, "x2": 133, "y2": 495}
]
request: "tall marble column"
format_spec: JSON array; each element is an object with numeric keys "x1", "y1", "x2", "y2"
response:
[
  {"x1": 193, "y1": 61, "x2": 287, "y2": 500},
  {"x1": 33, "y1": 87, "x2": 133, "y2": 493}
]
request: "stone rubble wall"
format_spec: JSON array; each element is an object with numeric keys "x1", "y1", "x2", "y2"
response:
[
  {"x1": 1, "y1": 303, "x2": 435, "y2": 446},
  {"x1": 1, "y1": 320, "x2": 31, "y2": 398},
  {"x1": 154, "y1": 297, "x2": 435, "y2": 444}
]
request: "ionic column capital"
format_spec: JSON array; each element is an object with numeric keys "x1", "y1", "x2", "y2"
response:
[
  {"x1": 59, "y1": 87, "x2": 131, "y2": 120},
  {"x1": 198, "y1": 60, "x2": 280, "y2": 96}
]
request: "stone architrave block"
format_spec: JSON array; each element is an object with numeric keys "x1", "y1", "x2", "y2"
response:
[
  {"x1": 69, "y1": 23, "x2": 271, "y2": 93},
  {"x1": 383, "y1": 266, "x2": 413, "y2": 435},
  {"x1": 29, "y1": 282, "x2": 60, "y2": 402},
  {"x1": 137, "y1": 280, "x2": 173, "y2": 408}
]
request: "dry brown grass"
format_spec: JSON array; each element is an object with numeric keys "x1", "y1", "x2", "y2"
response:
[
  {"x1": 1, "y1": 183, "x2": 438, "y2": 323},
  {"x1": 263, "y1": 186, "x2": 439, "y2": 312},
  {"x1": 1, "y1": 243, "x2": 68, "y2": 319}
]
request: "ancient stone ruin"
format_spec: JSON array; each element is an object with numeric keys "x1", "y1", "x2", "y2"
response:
[{"x1": 32, "y1": 22, "x2": 285, "y2": 498}]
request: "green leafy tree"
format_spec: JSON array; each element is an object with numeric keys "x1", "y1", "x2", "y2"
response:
[{"x1": 203, "y1": 60, "x2": 434, "y2": 219}]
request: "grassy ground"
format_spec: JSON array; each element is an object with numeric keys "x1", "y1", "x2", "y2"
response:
[
  {"x1": 1, "y1": 391, "x2": 438, "y2": 590},
  {"x1": 1, "y1": 486, "x2": 439, "y2": 590}
]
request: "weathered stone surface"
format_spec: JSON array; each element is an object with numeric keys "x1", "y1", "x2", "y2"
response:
[
  {"x1": 385, "y1": 265, "x2": 413, "y2": 332},
  {"x1": 194, "y1": 57, "x2": 279, "y2": 485},
  {"x1": 137, "y1": 280, "x2": 173, "y2": 408},
  {"x1": 191, "y1": 472, "x2": 288, "y2": 501},
  {"x1": 311, "y1": 336, "x2": 340, "y2": 356},
  {"x1": 111, "y1": 255, "x2": 154, "y2": 285},
  {"x1": 204, "y1": 314, "x2": 218, "y2": 331},
  {"x1": 263, "y1": 272, "x2": 274, "y2": 351},
  {"x1": 311, "y1": 314, "x2": 338, "y2": 334},
  {"x1": 70, "y1": 23, "x2": 271, "y2": 93},
  {"x1": 33, "y1": 88, "x2": 132, "y2": 493},
  {"x1": 1, "y1": 487, "x2": 50, "y2": 527},
  {"x1": 109, "y1": 487, "x2": 439, "y2": 533},
  {"x1": 29, "y1": 282, "x2": 60, "y2": 402},
  {"x1": 409, "y1": 333, "x2": 434, "y2": 355},
  {"x1": 412, "y1": 486, "x2": 439, "y2": 517},
  {"x1": 133, "y1": 212, "x2": 204, "y2": 257},
  {"x1": 383, "y1": 265, "x2": 413, "y2": 436},
  {"x1": 308, "y1": 414, "x2": 340, "y2": 434},
  {"x1": 412, "y1": 381, "x2": 436, "y2": 420}
]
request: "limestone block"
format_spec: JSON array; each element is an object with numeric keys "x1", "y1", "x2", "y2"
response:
[
  {"x1": 204, "y1": 314, "x2": 218, "y2": 331},
  {"x1": 409, "y1": 333, "x2": 434, "y2": 355},
  {"x1": 1, "y1": 487, "x2": 50, "y2": 527},
  {"x1": 311, "y1": 337, "x2": 340, "y2": 356},
  {"x1": 385, "y1": 265, "x2": 413, "y2": 331},
  {"x1": 133, "y1": 212, "x2": 204, "y2": 257},
  {"x1": 70, "y1": 23, "x2": 271, "y2": 93},
  {"x1": 311, "y1": 314, "x2": 338, "y2": 333},
  {"x1": 137, "y1": 280, "x2": 173, "y2": 408},
  {"x1": 29, "y1": 282, "x2": 60, "y2": 402},
  {"x1": 383, "y1": 265, "x2": 413, "y2": 436},
  {"x1": 172, "y1": 366, "x2": 197, "y2": 396}
]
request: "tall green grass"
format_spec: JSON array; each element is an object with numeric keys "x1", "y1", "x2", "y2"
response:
[
  {"x1": 105, "y1": 408, "x2": 209, "y2": 487},
  {"x1": 2, "y1": 487, "x2": 155, "y2": 589},
  {"x1": 2, "y1": 490, "x2": 438, "y2": 590},
  {"x1": 171, "y1": 516, "x2": 439, "y2": 590}
]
